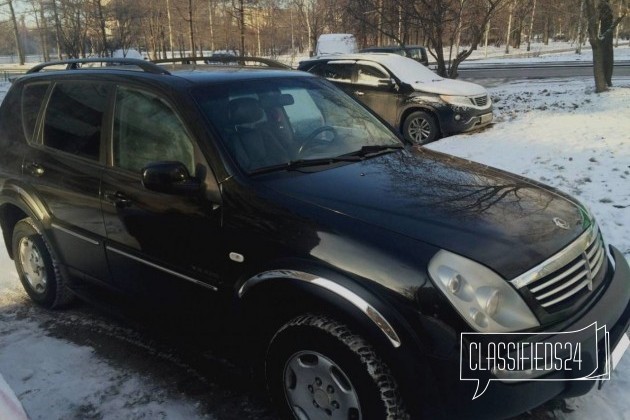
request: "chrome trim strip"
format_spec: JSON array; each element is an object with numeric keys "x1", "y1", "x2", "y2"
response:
[
  {"x1": 106, "y1": 246, "x2": 218, "y2": 292},
  {"x1": 529, "y1": 258, "x2": 585, "y2": 293},
  {"x1": 51, "y1": 223, "x2": 99, "y2": 245},
  {"x1": 238, "y1": 270, "x2": 402, "y2": 348},
  {"x1": 591, "y1": 247, "x2": 606, "y2": 277},
  {"x1": 541, "y1": 279, "x2": 590, "y2": 308},
  {"x1": 536, "y1": 270, "x2": 587, "y2": 300},
  {"x1": 510, "y1": 224, "x2": 598, "y2": 289}
]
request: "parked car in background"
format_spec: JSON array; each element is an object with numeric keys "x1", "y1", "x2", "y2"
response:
[
  {"x1": 361, "y1": 44, "x2": 429, "y2": 66},
  {"x1": 299, "y1": 53, "x2": 493, "y2": 144},
  {"x1": 314, "y1": 33, "x2": 358, "y2": 56}
]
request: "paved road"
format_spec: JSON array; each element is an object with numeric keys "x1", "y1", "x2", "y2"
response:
[{"x1": 457, "y1": 60, "x2": 630, "y2": 85}]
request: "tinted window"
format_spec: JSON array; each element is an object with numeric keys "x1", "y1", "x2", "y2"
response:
[
  {"x1": 43, "y1": 82, "x2": 108, "y2": 160},
  {"x1": 113, "y1": 87, "x2": 194, "y2": 174},
  {"x1": 408, "y1": 48, "x2": 426, "y2": 60},
  {"x1": 356, "y1": 65, "x2": 388, "y2": 86},
  {"x1": 21, "y1": 83, "x2": 49, "y2": 143},
  {"x1": 310, "y1": 63, "x2": 353, "y2": 82}
]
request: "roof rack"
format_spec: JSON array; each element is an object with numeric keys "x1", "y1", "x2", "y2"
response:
[
  {"x1": 27, "y1": 58, "x2": 171, "y2": 75},
  {"x1": 151, "y1": 56, "x2": 290, "y2": 69}
]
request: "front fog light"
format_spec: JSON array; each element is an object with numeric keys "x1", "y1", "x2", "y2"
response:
[
  {"x1": 454, "y1": 114, "x2": 461, "y2": 121},
  {"x1": 428, "y1": 250, "x2": 540, "y2": 333}
]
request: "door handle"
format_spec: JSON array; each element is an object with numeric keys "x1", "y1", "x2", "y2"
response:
[
  {"x1": 354, "y1": 91, "x2": 365, "y2": 96},
  {"x1": 24, "y1": 162, "x2": 45, "y2": 177},
  {"x1": 104, "y1": 191, "x2": 133, "y2": 208}
]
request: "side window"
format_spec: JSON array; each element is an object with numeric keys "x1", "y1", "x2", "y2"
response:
[
  {"x1": 43, "y1": 82, "x2": 108, "y2": 160},
  {"x1": 356, "y1": 65, "x2": 388, "y2": 86},
  {"x1": 310, "y1": 63, "x2": 353, "y2": 83},
  {"x1": 113, "y1": 87, "x2": 195, "y2": 174},
  {"x1": 21, "y1": 83, "x2": 49, "y2": 143},
  {"x1": 408, "y1": 49, "x2": 422, "y2": 59}
]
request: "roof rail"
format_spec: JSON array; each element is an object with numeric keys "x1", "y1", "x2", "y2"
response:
[
  {"x1": 151, "y1": 56, "x2": 290, "y2": 69},
  {"x1": 27, "y1": 58, "x2": 171, "y2": 75}
]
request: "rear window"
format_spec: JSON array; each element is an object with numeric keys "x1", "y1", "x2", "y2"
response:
[
  {"x1": 21, "y1": 83, "x2": 49, "y2": 142},
  {"x1": 43, "y1": 82, "x2": 109, "y2": 161}
]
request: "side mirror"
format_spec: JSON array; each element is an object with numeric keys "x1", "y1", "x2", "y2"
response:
[{"x1": 141, "y1": 161, "x2": 201, "y2": 195}]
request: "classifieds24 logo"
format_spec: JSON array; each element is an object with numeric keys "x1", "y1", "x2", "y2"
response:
[{"x1": 459, "y1": 322, "x2": 628, "y2": 400}]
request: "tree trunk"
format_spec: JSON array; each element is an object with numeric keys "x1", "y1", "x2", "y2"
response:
[
  {"x1": 95, "y1": 0, "x2": 108, "y2": 56},
  {"x1": 38, "y1": 0, "x2": 50, "y2": 61},
  {"x1": 166, "y1": 0, "x2": 175, "y2": 58},
  {"x1": 239, "y1": 0, "x2": 245, "y2": 56},
  {"x1": 505, "y1": 1, "x2": 513, "y2": 54},
  {"x1": 527, "y1": 0, "x2": 536, "y2": 52},
  {"x1": 577, "y1": 0, "x2": 585, "y2": 54},
  {"x1": 591, "y1": 44, "x2": 608, "y2": 92},
  {"x1": 8, "y1": 0, "x2": 25, "y2": 65},
  {"x1": 51, "y1": 0, "x2": 63, "y2": 59},
  {"x1": 188, "y1": 0, "x2": 196, "y2": 57},
  {"x1": 599, "y1": 0, "x2": 614, "y2": 86}
]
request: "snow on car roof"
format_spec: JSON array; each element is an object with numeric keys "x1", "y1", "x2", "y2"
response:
[{"x1": 317, "y1": 53, "x2": 443, "y2": 84}]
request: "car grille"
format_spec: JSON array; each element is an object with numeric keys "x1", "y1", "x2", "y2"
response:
[
  {"x1": 471, "y1": 95, "x2": 489, "y2": 107},
  {"x1": 524, "y1": 228, "x2": 606, "y2": 311}
]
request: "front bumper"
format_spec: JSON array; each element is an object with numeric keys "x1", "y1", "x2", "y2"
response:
[
  {"x1": 437, "y1": 104, "x2": 494, "y2": 136},
  {"x1": 420, "y1": 246, "x2": 630, "y2": 419}
]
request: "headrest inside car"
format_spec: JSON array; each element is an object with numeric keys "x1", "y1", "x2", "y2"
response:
[{"x1": 229, "y1": 97, "x2": 264, "y2": 125}]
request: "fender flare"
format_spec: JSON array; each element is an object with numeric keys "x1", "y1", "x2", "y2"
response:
[
  {"x1": 238, "y1": 269, "x2": 404, "y2": 348},
  {"x1": 0, "y1": 181, "x2": 53, "y2": 257}
]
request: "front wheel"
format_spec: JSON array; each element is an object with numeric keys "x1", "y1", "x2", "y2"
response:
[
  {"x1": 12, "y1": 218, "x2": 74, "y2": 308},
  {"x1": 266, "y1": 314, "x2": 408, "y2": 420},
  {"x1": 402, "y1": 111, "x2": 439, "y2": 145}
]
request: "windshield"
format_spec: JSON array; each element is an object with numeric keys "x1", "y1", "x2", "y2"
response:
[
  {"x1": 193, "y1": 77, "x2": 402, "y2": 173},
  {"x1": 381, "y1": 55, "x2": 443, "y2": 84}
]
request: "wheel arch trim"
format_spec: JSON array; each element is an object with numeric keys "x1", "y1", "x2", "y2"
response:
[{"x1": 238, "y1": 269, "x2": 402, "y2": 348}]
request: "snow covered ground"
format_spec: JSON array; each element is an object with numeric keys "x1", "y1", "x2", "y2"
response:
[{"x1": 1, "y1": 52, "x2": 630, "y2": 419}]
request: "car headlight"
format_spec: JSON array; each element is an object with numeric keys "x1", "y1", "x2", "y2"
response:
[
  {"x1": 439, "y1": 94, "x2": 475, "y2": 107},
  {"x1": 428, "y1": 250, "x2": 540, "y2": 332}
]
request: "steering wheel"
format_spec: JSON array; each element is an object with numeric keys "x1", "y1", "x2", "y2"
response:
[{"x1": 297, "y1": 126, "x2": 338, "y2": 156}]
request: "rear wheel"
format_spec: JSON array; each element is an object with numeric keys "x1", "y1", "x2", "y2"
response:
[
  {"x1": 12, "y1": 218, "x2": 74, "y2": 308},
  {"x1": 266, "y1": 314, "x2": 409, "y2": 420},
  {"x1": 402, "y1": 111, "x2": 439, "y2": 145}
]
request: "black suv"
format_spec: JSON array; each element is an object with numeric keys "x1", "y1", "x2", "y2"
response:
[
  {"x1": 0, "y1": 58, "x2": 629, "y2": 419},
  {"x1": 360, "y1": 45, "x2": 429, "y2": 66},
  {"x1": 298, "y1": 54, "x2": 493, "y2": 144}
]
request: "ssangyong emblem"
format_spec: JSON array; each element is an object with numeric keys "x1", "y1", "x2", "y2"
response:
[{"x1": 553, "y1": 217, "x2": 570, "y2": 230}]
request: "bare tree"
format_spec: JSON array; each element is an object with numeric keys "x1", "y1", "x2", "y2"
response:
[{"x1": 6, "y1": 0, "x2": 25, "y2": 64}]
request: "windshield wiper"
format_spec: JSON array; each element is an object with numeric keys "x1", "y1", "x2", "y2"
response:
[
  {"x1": 341, "y1": 144, "x2": 404, "y2": 158},
  {"x1": 250, "y1": 156, "x2": 361, "y2": 176}
]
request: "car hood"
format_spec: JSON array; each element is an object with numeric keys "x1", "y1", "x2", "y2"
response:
[
  {"x1": 261, "y1": 148, "x2": 590, "y2": 280},
  {"x1": 410, "y1": 79, "x2": 487, "y2": 96}
]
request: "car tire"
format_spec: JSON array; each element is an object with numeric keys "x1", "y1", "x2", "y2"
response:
[
  {"x1": 12, "y1": 217, "x2": 74, "y2": 309},
  {"x1": 403, "y1": 111, "x2": 439, "y2": 145},
  {"x1": 266, "y1": 313, "x2": 409, "y2": 420}
]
